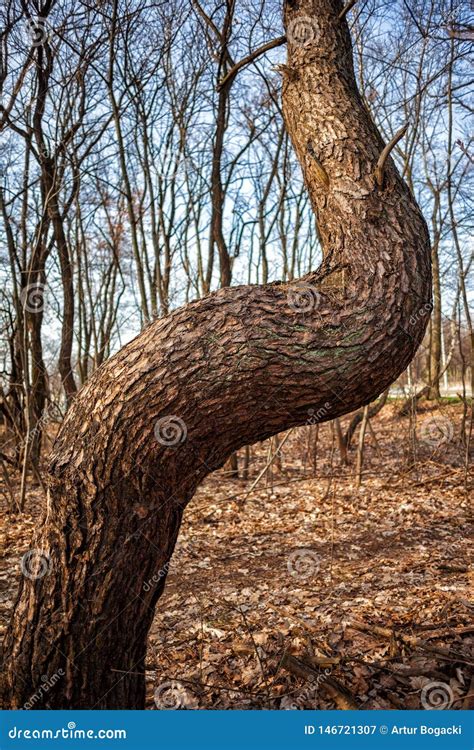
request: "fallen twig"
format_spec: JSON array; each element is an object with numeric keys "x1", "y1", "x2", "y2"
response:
[
  {"x1": 347, "y1": 620, "x2": 474, "y2": 665},
  {"x1": 280, "y1": 652, "x2": 358, "y2": 710}
]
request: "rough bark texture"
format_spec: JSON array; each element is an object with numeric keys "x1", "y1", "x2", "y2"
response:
[{"x1": 3, "y1": 0, "x2": 431, "y2": 709}]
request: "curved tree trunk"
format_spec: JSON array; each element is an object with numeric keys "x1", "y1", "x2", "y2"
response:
[{"x1": 3, "y1": 0, "x2": 431, "y2": 709}]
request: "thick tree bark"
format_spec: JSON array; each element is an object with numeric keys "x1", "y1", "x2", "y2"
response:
[{"x1": 3, "y1": 0, "x2": 431, "y2": 709}]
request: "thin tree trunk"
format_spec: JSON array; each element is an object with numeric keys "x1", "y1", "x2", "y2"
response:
[
  {"x1": 205, "y1": 4, "x2": 235, "y2": 291},
  {"x1": 312, "y1": 424, "x2": 319, "y2": 475},
  {"x1": 225, "y1": 452, "x2": 239, "y2": 479},
  {"x1": 355, "y1": 405, "x2": 370, "y2": 488},
  {"x1": 48, "y1": 190, "x2": 78, "y2": 404},
  {"x1": 241, "y1": 445, "x2": 251, "y2": 481},
  {"x1": 334, "y1": 418, "x2": 348, "y2": 465},
  {"x1": 344, "y1": 389, "x2": 389, "y2": 449},
  {"x1": 3, "y1": 0, "x2": 432, "y2": 709},
  {"x1": 428, "y1": 239, "x2": 442, "y2": 399}
]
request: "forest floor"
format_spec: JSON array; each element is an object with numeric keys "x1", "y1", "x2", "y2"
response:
[{"x1": 0, "y1": 400, "x2": 473, "y2": 710}]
